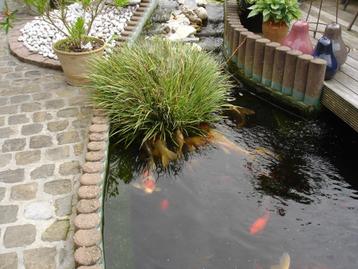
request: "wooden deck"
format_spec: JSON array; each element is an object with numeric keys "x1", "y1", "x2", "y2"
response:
[{"x1": 301, "y1": 1, "x2": 358, "y2": 132}]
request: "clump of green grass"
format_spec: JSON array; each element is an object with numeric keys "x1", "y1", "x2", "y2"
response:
[{"x1": 89, "y1": 38, "x2": 232, "y2": 165}]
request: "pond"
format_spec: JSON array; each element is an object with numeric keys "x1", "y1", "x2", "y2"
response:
[{"x1": 103, "y1": 89, "x2": 358, "y2": 269}]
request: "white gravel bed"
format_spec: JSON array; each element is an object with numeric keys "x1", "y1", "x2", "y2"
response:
[{"x1": 18, "y1": 2, "x2": 138, "y2": 59}]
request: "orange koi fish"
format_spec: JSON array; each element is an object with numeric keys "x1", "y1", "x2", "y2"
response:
[
  {"x1": 160, "y1": 199, "x2": 169, "y2": 211},
  {"x1": 249, "y1": 211, "x2": 270, "y2": 235},
  {"x1": 131, "y1": 170, "x2": 161, "y2": 194}
]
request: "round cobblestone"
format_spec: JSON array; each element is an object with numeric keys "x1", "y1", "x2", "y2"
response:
[
  {"x1": 74, "y1": 213, "x2": 100, "y2": 229},
  {"x1": 89, "y1": 124, "x2": 108, "y2": 133},
  {"x1": 76, "y1": 199, "x2": 101, "y2": 214},
  {"x1": 87, "y1": 141, "x2": 106, "y2": 151},
  {"x1": 74, "y1": 229, "x2": 101, "y2": 247},
  {"x1": 80, "y1": 174, "x2": 102, "y2": 185},
  {"x1": 82, "y1": 162, "x2": 103, "y2": 173},
  {"x1": 78, "y1": 186, "x2": 100, "y2": 199},
  {"x1": 74, "y1": 246, "x2": 101, "y2": 266},
  {"x1": 85, "y1": 151, "x2": 105, "y2": 161}
]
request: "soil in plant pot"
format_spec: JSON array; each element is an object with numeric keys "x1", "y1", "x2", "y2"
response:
[{"x1": 55, "y1": 37, "x2": 104, "y2": 53}]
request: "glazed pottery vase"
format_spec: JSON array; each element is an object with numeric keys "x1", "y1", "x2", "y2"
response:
[
  {"x1": 239, "y1": 0, "x2": 263, "y2": 33},
  {"x1": 324, "y1": 23, "x2": 348, "y2": 68},
  {"x1": 282, "y1": 20, "x2": 313, "y2": 54},
  {"x1": 262, "y1": 20, "x2": 289, "y2": 43},
  {"x1": 313, "y1": 36, "x2": 338, "y2": 80}
]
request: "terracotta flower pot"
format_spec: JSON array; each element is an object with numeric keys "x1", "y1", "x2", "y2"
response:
[
  {"x1": 262, "y1": 20, "x2": 289, "y2": 43},
  {"x1": 53, "y1": 37, "x2": 105, "y2": 86}
]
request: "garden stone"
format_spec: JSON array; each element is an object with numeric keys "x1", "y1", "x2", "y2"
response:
[
  {"x1": 47, "y1": 120, "x2": 69, "y2": 132},
  {"x1": 2, "y1": 138, "x2": 26, "y2": 152},
  {"x1": 74, "y1": 214, "x2": 100, "y2": 229},
  {"x1": 74, "y1": 229, "x2": 101, "y2": 247},
  {"x1": 0, "y1": 116, "x2": 5, "y2": 126},
  {"x1": 15, "y1": 150, "x2": 41, "y2": 165},
  {"x1": 10, "y1": 94, "x2": 31, "y2": 104},
  {"x1": 42, "y1": 219, "x2": 70, "y2": 242},
  {"x1": 196, "y1": 0, "x2": 207, "y2": 7},
  {"x1": 73, "y1": 143, "x2": 85, "y2": 156},
  {"x1": 57, "y1": 131, "x2": 80, "y2": 144},
  {"x1": 55, "y1": 195, "x2": 73, "y2": 216},
  {"x1": 0, "y1": 187, "x2": 5, "y2": 201},
  {"x1": 23, "y1": 247, "x2": 56, "y2": 269},
  {"x1": 0, "y1": 205, "x2": 18, "y2": 224},
  {"x1": 0, "y1": 252, "x2": 18, "y2": 269},
  {"x1": 76, "y1": 199, "x2": 100, "y2": 214},
  {"x1": 11, "y1": 183, "x2": 37, "y2": 200},
  {"x1": 32, "y1": 111, "x2": 53, "y2": 122},
  {"x1": 0, "y1": 105, "x2": 17, "y2": 115},
  {"x1": 21, "y1": 102, "x2": 41, "y2": 112},
  {"x1": 0, "y1": 153, "x2": 11, "y2": 168},
  {"x1": 0, "y1": 127, "x2": 16, "y2": 138},
  {"x1": 46, "y1": 146, "x2": 70, "y2": 161},
  {"x1": 21, "y1": 123, "x2": 43, "y2": 135},
  {"x1": 24, "y1": 201, "x2": 53, "y2": 220},
  {"x1": 74, "y1": 246, "x2": 101, "y2": 266},
  {"x1": 57, "y1": 108, "x2": 80, "y2": 118},
  {"x1": 30, "y1": 164, "x2": 55, "y2": 179},
  {"x1": 89, "y1": 132, "x2": 107, "y2": 141},
  {"x1": 45, "y1": 99, "x2": 65, "y2": 109},
  {"x1": 0, "y1": 169, "x2": 25, "y2": 183},
  {"x1": 59, "y1": 161, "x2": 80, "y2": 175},
  {"x1": 30, "y1": 135, "x2": 53, "y2": 148},
  {"x1": 194, "y1": 7, "x2": 208, "y2": 21},
  {"x1": 4, "y1": 224, "x2": 36, "y2": 248},
  {"x1": 8, "y1": 114, "x2": 29, "y2": 125},
  {"x1": 44, "y1": 179, "x2": 72, "y2": 195}
]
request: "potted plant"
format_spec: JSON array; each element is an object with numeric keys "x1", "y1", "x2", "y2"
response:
[
  {"x1": 248, "y1": 0, "x2": 301, "y2": 43},
  {"x1": 238, "y1": 0, "x2": 262, "y2": 33},
  {"x1": 3, "y1": 0, "x2": 127, "y2": 85}
]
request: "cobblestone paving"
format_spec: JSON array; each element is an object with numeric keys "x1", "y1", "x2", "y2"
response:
[{"x1": 0, "y1": 31, "x2": 92, "y2": 269}]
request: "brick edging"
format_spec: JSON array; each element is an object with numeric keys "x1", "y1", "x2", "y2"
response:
[{"x1": 73, "y1": 0, "x2": 159, "y2": 268}]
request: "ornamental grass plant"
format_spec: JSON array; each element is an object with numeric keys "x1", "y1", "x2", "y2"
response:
[{"x1": 89, "y1": 38, "x2": 232, "y2": 167}]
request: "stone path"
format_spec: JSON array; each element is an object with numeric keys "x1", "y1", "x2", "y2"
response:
[{"x1": 0, "y1": 28, "x2": 92, "y2": 269}]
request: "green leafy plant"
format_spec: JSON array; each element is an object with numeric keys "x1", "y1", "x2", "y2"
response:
[
  {"x1": 89, "y1": 38, "x2": 232, "y2": 166},
  {"x1": 248, "y1": 0, "x2": 301, "y2": 25},
  {"x1": 0, "y1": 1, "x2": 17, "y2": 34}
]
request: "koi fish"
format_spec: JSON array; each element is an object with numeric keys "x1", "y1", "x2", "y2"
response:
[
  {"x1": 225, "y1": 105, "x2": 255, "y2": 128},
  {"x1": 160, "y1": 199, "x2": 169, "y2": 211},
  {"x1": 151, "y1": 139, "x2": 177, "y2": 168},
  {"x1": 208, "y1": 129, "x2": 251, "y2": 156},
  {"x1": 131, "y1": 170, "x2": 161, "y2": 194},
  {"x1": 249, "y1": 211, "x2": 270, "y2": 235},
  {"x1": 271, "y1": 253, "x2": 290, "y2": 269},
  {"x1": 175, "y1": 129, "x2": 184, "y2": 157}
]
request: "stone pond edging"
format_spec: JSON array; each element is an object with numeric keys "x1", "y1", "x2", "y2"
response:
[{"x1": 71, "y1": 0, "x2": 159, "y2": 268}]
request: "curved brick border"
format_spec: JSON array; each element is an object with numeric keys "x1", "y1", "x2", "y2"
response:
[
  {"x1": 8, "y1": 19, "x2": 62, "y2": 70},
  {"x1": 73, "y1": 0, "x2": 158, "y2": 268}
]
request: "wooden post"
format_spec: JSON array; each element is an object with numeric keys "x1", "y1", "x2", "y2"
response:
[
  {"x1": 271, "y1": 46, "x2": 290, "y2": 91},
  {"x1": 244, "y1": 34, "x2": 261, "y2": 78},
  {"x1": 231, "y1": 26, "x2": 246, "y2": 63},
  {"x1": 261, "y1": 42, "x2": 280, "y2": 86},
  {"x1": 304, "y1": 58, "x2": 327, "y2": 106},
  {"x1": 237, "y1": 31, "x2": 252, "y2": 69},
  {"x1": 282, "y1": 50, "x2": 303, "y2": 95},
  {"x1": 227, "y1": 18, "x2": 241, "y2": 56},
  {"x1": 292, "y1": 54, "x2": 314, "y2": 101},
  {"x1": 253, "y1": 38, "x2": 270, "y2": 82}
]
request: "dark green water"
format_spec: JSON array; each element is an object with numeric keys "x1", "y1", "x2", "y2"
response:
[{"x1": 104, "y1": 89, "x2": 358, "y2": 269}]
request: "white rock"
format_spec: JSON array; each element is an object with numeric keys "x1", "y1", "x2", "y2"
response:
[
  {"x1": 128, "y1": 0, "x2": 141, "y2": 5},
  {"x1": 194, "y1": 7, "x2": 208, "y2": 21},
  {"x1": 196, "y1": 0, "x2": 207, "y2": 7},
  {"x1": 168, "y1": 25, "x2": 196, "y2": 41},
  {"x1": 24, "y1": 202, "x2": 53, "y2": 220}
]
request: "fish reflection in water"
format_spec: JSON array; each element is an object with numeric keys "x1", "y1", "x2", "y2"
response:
[{"x1": 271, "y1": 253, "x2": 291, "y2": 269}]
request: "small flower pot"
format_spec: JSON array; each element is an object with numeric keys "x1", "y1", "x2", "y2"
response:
[
  {"x1": 53, "y1": 37, "x2": 105, "y2": 86},
  {"x1": 262, "y1": 20, "x2": 289, "y2": 43}
]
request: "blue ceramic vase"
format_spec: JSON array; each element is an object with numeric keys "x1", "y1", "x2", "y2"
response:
[{"x1": 313, "y1": 37, "x2": 338, "y2": 80}]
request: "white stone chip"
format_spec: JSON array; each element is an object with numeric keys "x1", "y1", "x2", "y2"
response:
[{"x1": 24, "y1": 201, "x2": 53, "y2": 220}]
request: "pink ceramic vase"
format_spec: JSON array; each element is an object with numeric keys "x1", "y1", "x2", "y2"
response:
[{"x1": 282, "y1": 20, "x2": 313, "y2": 55}]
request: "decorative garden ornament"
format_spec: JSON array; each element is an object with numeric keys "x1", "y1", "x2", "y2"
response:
[
  {"x1": 323, "y1": 23, "x2": 348, "y2": 68},
  {"x1": 282, "y1": 20, "x2": 313, "y2": 55},
  {"x1": 313, "y1": 36, "x2": 338, "y2": 80}
]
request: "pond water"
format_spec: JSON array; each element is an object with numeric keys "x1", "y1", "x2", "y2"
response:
[{"x1": 104, "y1": 89, "x2": 358, "y2": 269}]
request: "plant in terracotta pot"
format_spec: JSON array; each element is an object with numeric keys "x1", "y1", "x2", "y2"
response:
[
  {"x1": 248, "y1": 0, "x2": 301, "y2": 43},
  {"x1": 17, "y1": 0, "x2": 127, "y2": 85}
]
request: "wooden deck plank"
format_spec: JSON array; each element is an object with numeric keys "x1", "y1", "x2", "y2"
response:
[
  {"x1": 340, "y1": 62, "x2": 358, "y2": 82},
  {"x1": 324, "y1": 79, "x2": 358, "y2": 109},
  {"x1": 333, "y1": 71, "x2": 358, "y2": 94}
]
